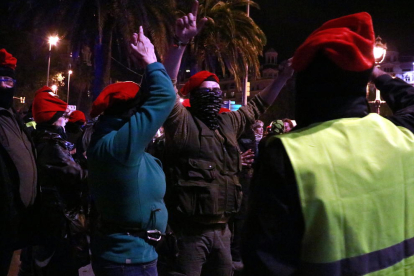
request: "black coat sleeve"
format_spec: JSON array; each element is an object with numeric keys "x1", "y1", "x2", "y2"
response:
[
  {"x1": 242, "y1": 136, "x2": 304, "y2": 276},
  {"x1": 375, "y1": 74, "x2": 414, "y2": 133}
]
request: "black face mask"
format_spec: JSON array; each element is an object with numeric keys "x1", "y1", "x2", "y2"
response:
[
  {"x1": 0, "y1": 87, "x2": 14, "y2": 109},
  {"x1": 190, "y1": 87, "x2": 223, "y2": 130}
]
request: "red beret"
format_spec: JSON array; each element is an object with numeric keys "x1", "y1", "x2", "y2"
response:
[
  {"x1": 69, "y1": 110, "x2": 86, "y2": 124},
  {"x1": 90, "y1": 82, "x2": 140, "y2": 118},
  {"x1": 0, "y1": 49, "x2": 17, "y2": 70},
  {"x1": 180, "y1": 71, "x2": 219, "y2": 96},
  {"x1": 181, "y1": 98, "x2": 230, "y2": 113},
  {"x1": 33, "y1": 86, "x2": 68, "y2": 124},
  {"x1": 292, "y1": 12, "x2": 375, "y2": 72}
]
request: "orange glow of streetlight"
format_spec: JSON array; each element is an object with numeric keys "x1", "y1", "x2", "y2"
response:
[
  {"x1": 51, "y1": 84, "x2": 58, "y2": 93},
  {"x1": 48, "y1": 36, "x2": 59, "y2": 46},
  {"x1": 46, "y1": 35, "x2": 59, "y2": 86},
  {"x1": 373, "y1": 36, "x2": 387, "y2": 64}
]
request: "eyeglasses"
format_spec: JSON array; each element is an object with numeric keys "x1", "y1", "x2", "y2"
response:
[{"x1": 0, "y1": 77, "x2": 16, "y2": 88}]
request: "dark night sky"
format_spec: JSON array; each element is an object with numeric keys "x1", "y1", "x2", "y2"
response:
[{"x1": 251, "y1": 0, "x2": 414, "y2": 62}]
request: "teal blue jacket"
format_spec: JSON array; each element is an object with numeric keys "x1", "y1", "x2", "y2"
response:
[{"x1": 87, "y1": 62, "x2": 175, "y2": 264}]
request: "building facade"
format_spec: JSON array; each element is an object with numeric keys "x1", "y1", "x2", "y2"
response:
[{"x1": 380, "y1": 50, "x2": 414, "y2": 85}]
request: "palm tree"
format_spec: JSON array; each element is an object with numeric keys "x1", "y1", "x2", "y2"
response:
[
  {"x1": 7, "y1": 0, "x2": 265, "y2": 102},
  {"x1": 177, "y1": 0, "x2": 266, "y2": 88},
  {"x1": 8, "y1": 0, "x2": 176, "y2": 99}
]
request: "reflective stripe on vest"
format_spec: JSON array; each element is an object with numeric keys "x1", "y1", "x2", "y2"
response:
[{"x1": 277, "y1": 114, "x2": 414, "y2": 275}]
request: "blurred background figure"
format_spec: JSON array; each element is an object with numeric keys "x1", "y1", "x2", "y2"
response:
[
  {"x1": 146, "y1": 126, "x2": 166, "y2": 161},
  {"x1": 282, "y1": 118, "x2": 296, "y2": 133},
  {"x1": 66, "y1": 110, "x2": 87, "y2": 145},
  {"x1": 31, "y1": 86, "x2": 89, "y2": 276},
  {"x1": 0, "y1": 49, "x2": 38, "y2": 276},
  {"x1": 66, "y1": 110, "x2": 88, "y2": 168}
]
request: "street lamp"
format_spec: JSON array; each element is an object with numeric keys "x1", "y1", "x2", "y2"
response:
[
  {"x1": 241, "y1": 2, "x2": 250, "y2": 106},
  {"x1": 368, "y1": 36, "x2": 387, "y2": 114},
  {"x1": 47, "y1": 35, "x2": 59, "y2": 87},
  {"x1": 13, "y1": 96, "x2": 25, "y2": 103},
  {"x1": 51, "y1": 84, "x2": 58, "y2": 95},
  {"x1": 67, "y1": 70, "x2": 73, "y2": 103},
  {"x1": 373, "y1": 36, "x2": 387, "y2": 64}
]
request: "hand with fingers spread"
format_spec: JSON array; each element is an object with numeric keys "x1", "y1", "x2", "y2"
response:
[
  {"x1": 175, "y1": 0, "x2": 208, "y2": 44},
  {"x1": 130, "y1": 26, "x2": 157, "y2": 67},
  {"x1": 241, "y1": 149, "x2": 255, "y2": 168}
]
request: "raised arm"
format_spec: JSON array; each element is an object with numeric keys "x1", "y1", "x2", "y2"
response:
[
  {"x1": 372, "y1": 67, "x2": 414, "y2": 133},
  {"x1": 110, "y1": 27, "x2": 175, "y2": 160},
  {"x1": 258, "y1": 58, "x2": 294, "y2": 105},
  {"x1": 163, "y1": 0, "x2": 207, "y2": 81}
]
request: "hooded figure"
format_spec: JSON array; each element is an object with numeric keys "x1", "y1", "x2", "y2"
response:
[
  {"x1": 31, "y1": 86, "x2": 88, "y2": 275},
  {"x1": 244, "y1": 12, "x2": 414, "y2": 276},
  {"x1": 0, "y1": 49, "x2": 38, "y2": 275},
  {"x1": 66, "y1": 110, "x2": 87, "y2": 144}
]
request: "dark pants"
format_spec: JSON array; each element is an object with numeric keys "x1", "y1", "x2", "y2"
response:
[
  {"x1": 92, "y1": 258, "x2": 158, "y2": 276},
  {"x1": 33, "y1": 240, "x2": 79, "y2": 276},
  {"x1": 171, "y1": 223, "x2": 233, "y2": 276},
  {"x1": 0, "y1": 249, "x2": 13, "y2": 276}
]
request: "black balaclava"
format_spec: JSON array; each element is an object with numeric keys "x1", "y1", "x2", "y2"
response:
[
  {"x1": 189, "y1": 76, "x2": 223, "y2": 130},
  {"x1": 0, "y1": 66, "x2": 15, "y2": 109},
  {"x1": 295, "y1": 53, "x2": 372, "y2": 128}
]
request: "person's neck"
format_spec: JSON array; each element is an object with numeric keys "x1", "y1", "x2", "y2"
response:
[{"x1": 295, "y1": 95, "x2": 368, "y2": 129}]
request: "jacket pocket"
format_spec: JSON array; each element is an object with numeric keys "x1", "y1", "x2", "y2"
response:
[
  {"x1": 174, "y1": 181, "x2": 222, "y2": 216},
  {"x1": 187, "y1": 159, "x2": 217, "y2": 181}
]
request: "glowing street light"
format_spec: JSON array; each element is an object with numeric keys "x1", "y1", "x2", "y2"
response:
[
  {"x1": 51, "y1": 84, "x2": 58, "y2": 95},
  {"x1": 373, "y1": 36, "x2": 387, "y2": 64},
  {"x1": 47, "y1": 35, "x2": 59, "y2": 87},
  {"x1": 67, "y1": 70, "x2": 73, "y2": 103},
  {"x1": 369, "y1": 36, "x2": 387, "y2": 114}
]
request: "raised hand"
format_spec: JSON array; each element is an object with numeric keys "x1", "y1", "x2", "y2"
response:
[
  {"x1": 279, "y1": 58, "x2": 294, "y2": 79},
  {"x1": 130, "y1": 26, "x2": 157, "y2": 67},
  {"x1": 175, "y1": 0, "x2": 208, "y2": 43}
]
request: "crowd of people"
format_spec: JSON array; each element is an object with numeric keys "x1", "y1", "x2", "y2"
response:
[{"x1": 2, "y1": 3, "x2": 414, "y2": 276}]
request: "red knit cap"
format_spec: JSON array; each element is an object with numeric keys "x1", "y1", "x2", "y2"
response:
[
  {"x1": 181, "y1": 98, "x2": 230, "y2": 113},
  {"x1": 180, "y1": 71, "x2": 219, "y2": 96},
  {"x1": 0, "y1": 49, "x2": 17, "y2": 70},
  {"x1": 32, "y1": 86, "x2": 68, "y2": 123},
  {"x1": 292, "y1": 12, "x2": 375, "y2": 72},
  {"x1": 90, "y1": 82, "x2": 140, "y2": 118},
  {"x1": 69, "y1": 110, "x2": 86, "y2": 124}
]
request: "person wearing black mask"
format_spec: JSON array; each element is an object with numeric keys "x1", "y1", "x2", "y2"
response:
[
  {"x1": 0, "y1": 49, "x2": 37, "y2": 276},
  {"x1": 160, "y1": 2, "x2": 294, "y2": 275}
]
